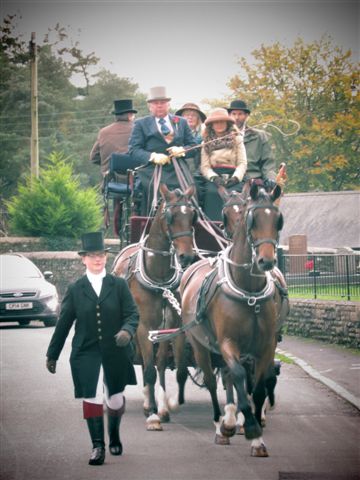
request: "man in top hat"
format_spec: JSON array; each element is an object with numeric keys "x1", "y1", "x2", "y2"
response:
[
  {"x1": 90, "y1": 99, "x2": 138, "y2": 182},
  {"x1": 227, "y1": 100, "x2": 277, "y2": 189},
  {"x1": 128, "y1": 86, "x2": 197, "y2": 214},
  {"x1": 46, "y1": 231, "x2": 139, "y2": 466}
]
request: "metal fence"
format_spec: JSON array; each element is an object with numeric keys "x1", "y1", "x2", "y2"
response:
[{"x1": 278, "y1": 252, "x2": 360, "y2": 301}]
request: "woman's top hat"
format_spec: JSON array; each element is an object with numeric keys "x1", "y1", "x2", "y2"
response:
[
  {"x1": 112, "y1": 99, "x2": 137, "y2": 115},
  {"x1": 78, "y1": 232, "x2": 110, "y2": 255}
]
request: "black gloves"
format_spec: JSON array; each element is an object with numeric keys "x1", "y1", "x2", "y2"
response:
[
  {"x1": 226, "y1": 176, "x2": 240, "y2": 188},
  {"x1": 115, "y1": 329, "x2": 132, "y2": 347},
  {"x1": 210, "y1": 176, "x2": 225, "y2": 187},
  {"x1": 46, "y1": 358, "x2": 57, "y2": 374}
]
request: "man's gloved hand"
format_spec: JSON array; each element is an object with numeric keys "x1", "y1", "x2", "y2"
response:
[
  {"x1": 210, "y1": 176, "x2": 225, "y2": 187},
  {"x1": 115, "y1": 330, "x2": 132, "y2": 347},
  {"x1": 46, "y1": 358, "x2": 57, "y2": 374},
  {"x1": 226, "y1": 176, "x2": 240, "y2": 188},
  {"x1": 167, "y1": 146, "x2": 186, "y2": 158},
  {"x1": 150, "y1": 153, "x2": 170, "y2": 165}
]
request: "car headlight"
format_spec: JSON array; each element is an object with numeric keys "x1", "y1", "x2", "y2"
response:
[{"x1": 44, "y1": 294, "x2": 59, "y2": 311}]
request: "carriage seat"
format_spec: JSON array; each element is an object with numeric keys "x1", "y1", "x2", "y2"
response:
[{"x1": 104, "y1": 153, "x2": 140, "y2": 198}]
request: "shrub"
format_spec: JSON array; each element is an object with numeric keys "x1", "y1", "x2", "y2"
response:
[{"x1": 6, "y1": 151, "x2": 103, "y2": 238}]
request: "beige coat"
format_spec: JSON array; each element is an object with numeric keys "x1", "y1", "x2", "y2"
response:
[
  {"x1": 200, "y1": 134, "x2": 247, "y2": 181},
  {"x1": 90, "y1": 120, "x2": 134, "y2": 178}
]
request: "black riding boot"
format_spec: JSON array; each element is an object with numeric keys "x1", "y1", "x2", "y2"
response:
[
  {"x1": 86, "y1": 416, "x2": 105, "y2": 465},
  {"x1": 107, "y1": 399, "x2": 125, "y2": 456}
]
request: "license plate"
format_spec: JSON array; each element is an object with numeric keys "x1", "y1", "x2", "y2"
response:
[{"x1": 5, "y1": 302, "x2": 33, "y2": 310}]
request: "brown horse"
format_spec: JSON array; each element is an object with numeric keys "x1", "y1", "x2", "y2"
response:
[
  {"x1": 180, "y1": 181, "x2": 284, "y2": 456},
  {"x1": 112, "y1": 183, "x2": 197, "y2": 430},
  {"x1": 219, "y1": 183, "x2": 288, "y2": 432}
]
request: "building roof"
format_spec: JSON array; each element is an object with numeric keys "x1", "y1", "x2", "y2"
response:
[{"x1": 279, "y1": 191, "x2": 360, "y2": 249}]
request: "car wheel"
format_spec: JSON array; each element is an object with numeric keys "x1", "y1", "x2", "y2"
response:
[
  {"x1": 18, "y1": 320, "x2": 31, "y2": 326},
  {"x1": 43, "y1": 318, "x2": 57, "y2": 327}
]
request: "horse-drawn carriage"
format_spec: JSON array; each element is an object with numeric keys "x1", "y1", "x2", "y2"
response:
[{"x1": 105, "y1": 154, "x2": 289, "y2": 457}]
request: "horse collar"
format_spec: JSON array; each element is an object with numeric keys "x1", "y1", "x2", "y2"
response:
[
  {"x1": 217, "y1": 246, "x2": 275, "y2": 306},
  {"x1": 134, "y1": 238, "x2": 183, "y2": 292}
]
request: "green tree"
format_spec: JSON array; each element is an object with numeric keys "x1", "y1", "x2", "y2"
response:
[
  {"x1": 6, "y1": 151, "x2": 103, "y2": 237},
  {"x1": 227, "y1": 36, "x2": 360, "y2": 191}
]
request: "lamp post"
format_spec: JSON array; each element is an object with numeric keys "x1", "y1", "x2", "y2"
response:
[{"x1": 29, "y1": 32, "x2": 39, "y2": 180}]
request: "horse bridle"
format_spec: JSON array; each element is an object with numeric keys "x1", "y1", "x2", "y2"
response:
[
  {"x1": 162, "y1": 198, "x2": 198, "y2": 241},
  {"x1": 221, "y1": 195, "x2": 247, "y2": 241},
  {"x1": 245, "y1": 203, "x2": 284, "y2": 249}
]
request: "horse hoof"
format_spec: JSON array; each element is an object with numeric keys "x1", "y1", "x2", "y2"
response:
[
  {"x1": 146, "y1": 414, "x2": 163, "y2": 431},
  {"x1": 159, "y1": 411, "x2": 170, "y2": 423},
  {"x1": 236, "y1": 424, "x2": 245, "y2": 435},
  {"x1": 251, "y1": 443, "x2": 269, "y2": 457},
  {"x1": 215, "y1": 434, "x2": 230, "y2": 445},
  {"x1": 220, "y1": 422, "x2": 236, "y2": 438}
]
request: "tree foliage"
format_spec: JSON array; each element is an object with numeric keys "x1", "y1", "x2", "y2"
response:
[
  {"x1": 0, "y1": 13, "x2": 148, "y2": 205},
  {"x1": 6, "y1": 151, "x2": 103, "y2": 237},
  {"x1": 227, "y1": 36, "x2": 360, "y2": 191}
]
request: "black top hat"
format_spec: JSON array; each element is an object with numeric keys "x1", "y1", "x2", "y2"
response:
[
  {"x1": 78, "y1": 231, "x2": 110, "y2": 255},
  {"x1": 227, "y1": 100, "x2": 251, "y2": 114},
  {"x1": 112, "y1": 99, "x2": 137, "y2": 115}
]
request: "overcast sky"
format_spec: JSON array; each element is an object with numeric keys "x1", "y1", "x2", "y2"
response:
[{"x1": 1, "y1": 0, "x2": 359, "y2": 110}]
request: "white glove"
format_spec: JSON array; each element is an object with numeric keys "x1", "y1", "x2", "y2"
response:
[
  {"x1": 167, "y1": 146, "x2": 186, "y2": 158},
  {"x1": 150, "y1": 153, "x2": 170, "y2": 165}
]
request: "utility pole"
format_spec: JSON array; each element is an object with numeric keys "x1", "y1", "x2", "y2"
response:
[{"x1": 29, "y1": 32, "x2": 39, "y2": 180}]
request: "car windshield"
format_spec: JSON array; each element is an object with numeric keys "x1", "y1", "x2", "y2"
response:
[{"x1": 0, "y1": 255, "x2": 42, "y2": 279}]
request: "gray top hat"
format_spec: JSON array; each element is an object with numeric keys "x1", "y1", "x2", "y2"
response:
[
  {"x1": 147, "y1": 86, "x2": 171, "y2": 102},
  {"x1": 112, "y1": 99, "x2": 137, "y2": 115},
  {"x1": 227, "y1": 100, "x2": 251, "y2": 114},
  {"x1": 78, "y1": 232, "x2": 110, "y2": 255}
]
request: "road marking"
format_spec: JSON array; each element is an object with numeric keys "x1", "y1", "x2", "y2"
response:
[{"x1": 276, "y1": 347, "x2": 360, "y2": 411}]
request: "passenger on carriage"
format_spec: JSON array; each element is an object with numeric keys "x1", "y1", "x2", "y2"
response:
[
  {"x1": 226, "y1": 100, "x2": 280, "y2": 191},
  {"x1": 128, "y1": 86, "x2": 197, "y2": 216},
  {"x1": 175, "y1": 102, "x2": 206, "y2": 173},
  {"x1": 90, "y1": 99, "x2": 137, "y2": 186},
  {"x1": 199, "y1": 107, "x2": 247, "y2": 221}
]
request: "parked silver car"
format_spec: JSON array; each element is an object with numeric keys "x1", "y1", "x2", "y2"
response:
[{"x1": 0, "y1": 253, "x2": 59, "y2": 327}]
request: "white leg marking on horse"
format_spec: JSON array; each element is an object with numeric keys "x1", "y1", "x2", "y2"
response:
[
  {"x1": 223, "y1": 403, "x2": 237, "y2": 428},
  {"x1": 214, "y1": 419, "x2": 222, "y2": 436},
  {"x1": 236, "y1": 411, "x2": 245, "y2": 434},
  {"x1": 168, "y1": 395, "x2": 179, "y2": 412},
  {"x1": 251, "y1": 437, "x2": 264, "y2": 448},
  {"x1": 157, "y1": 385, "x2": 168, "y2": 414},
  {"x1": 143, "y1": 385, "x2": 150, "y2": 410},
  {"x1": 261, "y1": 397, "x2": 269, "y2": 423}
]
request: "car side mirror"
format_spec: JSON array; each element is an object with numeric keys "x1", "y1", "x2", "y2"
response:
[{"x1": 44, "y1": 271, "x2": 54, "y2": 280}]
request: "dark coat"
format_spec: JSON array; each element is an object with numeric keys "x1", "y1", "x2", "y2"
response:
[
  {"x1": 128, "y1": 114, "x2": 197, "y2": 164},
  {"x1": 128, "y1": 114, "x2": 197, "y2": 214},
  {"x1": 90, "y1": 120, "x2": 135, "y2": 178},
  {"x1": 46, "y1": 274, "x2": 139, "y2": 398}
]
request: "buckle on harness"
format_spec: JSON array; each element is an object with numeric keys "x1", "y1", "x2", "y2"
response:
[{"x1": 248, "y1": 296, "x2": 257, "y2": 306}]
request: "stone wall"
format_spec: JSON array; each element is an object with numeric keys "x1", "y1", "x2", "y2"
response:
[{"x1": 285, "y1": 299, "x2": 360, "y2": 349}]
